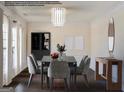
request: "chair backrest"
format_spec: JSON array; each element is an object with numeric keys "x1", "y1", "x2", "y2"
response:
[
  {"x1": 83, "y1": 57, "x2": 91, "y2": 74},
  {"x1": 83, "y1": 55, "x2": 88, "y2": 61},
  {"x1": 27, "y1": 56, "x2": 36, "y2": 74},
  {"x1": 30, "y1": 54, "x2": 39, "y2": 69},
  {"x1": 48, "y1": 61, "x2": 70, "y2": 79},
  {"x1": 79, "y1": 55, "x2": 88, "y2": 69}
]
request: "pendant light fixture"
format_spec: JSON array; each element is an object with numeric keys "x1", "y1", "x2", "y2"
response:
[{"x1": 51, "y1": 7, "x2": 66, "y2": 27}]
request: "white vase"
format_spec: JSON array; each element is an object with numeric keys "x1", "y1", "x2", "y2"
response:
[{"x1": 59, "y1": 52, "x2": 63, "y2": 61}]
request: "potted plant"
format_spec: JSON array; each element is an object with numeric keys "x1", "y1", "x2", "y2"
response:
[{"x1": 57, "y1": 44, "x2": 66, "y2": 59}]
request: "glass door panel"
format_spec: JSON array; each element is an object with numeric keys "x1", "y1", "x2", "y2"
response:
[
  {"x1": 12, "y1": 27, "x2": 17, "y2": 75},
  {"x1": 3, "y1": 15, "x2": 9, "y2": 85}
]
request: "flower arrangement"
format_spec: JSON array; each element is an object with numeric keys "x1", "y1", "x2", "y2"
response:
[
  {"x1": 51, "y1": 52, "x2": 59, "y2": 59},
  {"x1": 57, "y1": 44, "x2": 66, "y2": 53}
]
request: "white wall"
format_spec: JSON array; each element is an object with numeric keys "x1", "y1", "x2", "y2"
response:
[
  {"x1": 27, "y1": 22, "x2": 91, "y2": 65},
  {"x1": 0, "y1": 8, "x2": 3, "y2": 87},
  {"x1": 91, "y1": 5, "x2": 124, "y2": 90}
]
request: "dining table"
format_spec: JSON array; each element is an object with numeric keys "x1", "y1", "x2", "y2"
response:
[{"x1": 41, "y1": 55, "x2": 77, "y2": 88}]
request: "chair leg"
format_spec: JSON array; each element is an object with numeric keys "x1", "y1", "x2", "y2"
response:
[
  {"x1": 70, "y1": 74, "x2": 71, "y2": 80},
  {"x1": 49, "y1": 78, "x2": 53, "y2": 90},
  {"x1": 47, "y1": 76, "x2": 49, "y2": 88},
  {"x1": 72, "y1": 74, "x2": 74, "y2": 82},
  {"x1": 41, "y1": 73, "x2": 43, "y2": 88},
  {"x1": 83, "y1": 74, "x2": 89, "y2": 87},
  {"x1": 27, "y1": 74, "x2": 33, "y2": 87},
  {"x1": 43, "y1": 74, "x2": 46, "y2": 81},
  {"x1": 70, "y1": 74, "x2": 74, "y2": 82},
  {"x1": 64, "y1": 78, "x2": 68, "y2": 90},
  {"x1": 68, "y1": 76, "x2": 71, "y2": 89}
]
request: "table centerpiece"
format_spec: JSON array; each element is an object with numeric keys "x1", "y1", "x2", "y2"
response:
[
  {"x1": 57, "y1": 44, "x2": 66, "y2": 60},
  {"x1": 50, "y1": 52, "x2": 59, "y2": 61}
]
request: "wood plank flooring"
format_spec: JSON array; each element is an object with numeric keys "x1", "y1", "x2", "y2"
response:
[{"x1": 5, "y1": 68, "x2": 108, "y2": 92}]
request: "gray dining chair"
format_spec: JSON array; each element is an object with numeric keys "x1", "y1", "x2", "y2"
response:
[
  {"x1": 78, "y1": 55, "x2": 89, "y2": 73},
  {"x1": 48, "y1": 61, "x2": 70, "y2": 90},
  {"x1": 30, "y1": 54, "x2": 41, "y2": 67},
  {"x1": 70, "y1": 56, "x2": 90, "y2": 87},
  {"x1": 79, "y1": 55, "x2": 88, "y2": 65},
  {"x1": 30, "y1": 54, "x2": 48, "y2": 81},
  {"x1": 70, "y1": 55, "x2": 88, "y2": 81},
  {"x1": 27, "y1": 56, "x2": 41, "y2": 87},
  {"x1": 77, "y1": 57, "x2": 91, "y2": 87}
]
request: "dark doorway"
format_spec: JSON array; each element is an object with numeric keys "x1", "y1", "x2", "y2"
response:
[{"x1": 31, "y1": 32, "x2": 51, "y2": 60}]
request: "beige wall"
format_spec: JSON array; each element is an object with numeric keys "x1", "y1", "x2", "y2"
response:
[
  {"x1": 27, "y1": 22, "x2": 91, "y2": 65},
  {"x1": 0, "y1": 8, "x2": 3, "y2": 87},
  {"x1": 91, "y1": 6, "x2": 124, "y2": 90}
]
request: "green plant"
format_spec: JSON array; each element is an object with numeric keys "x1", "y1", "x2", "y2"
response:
[{"x1": 57, "y1": 44, "x2": 66, "y2": 52}]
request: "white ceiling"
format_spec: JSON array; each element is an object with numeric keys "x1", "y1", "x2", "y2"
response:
[{"x1": 5, "y1": 1, "x2": 122, "y2": 23}]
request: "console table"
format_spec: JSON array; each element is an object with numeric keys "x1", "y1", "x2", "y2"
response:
[{"x1": 96, "y1": 57, "x2": 122, "y2": 91}]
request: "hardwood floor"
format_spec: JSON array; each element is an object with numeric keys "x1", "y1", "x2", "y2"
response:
[{"x1": 5, "y1": 68, "x2": 107, "y2": 92}]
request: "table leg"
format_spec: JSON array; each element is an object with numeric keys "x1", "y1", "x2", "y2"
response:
[
  {"x1": 41, "y1": 63, "x2": 43, "y2": 88},
  {"x1": 47, "y1": 76, "x2": 49, "y2": 88},
  {"x1": 74, "y1": 63, "x2": 77, "y2": 84}
]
